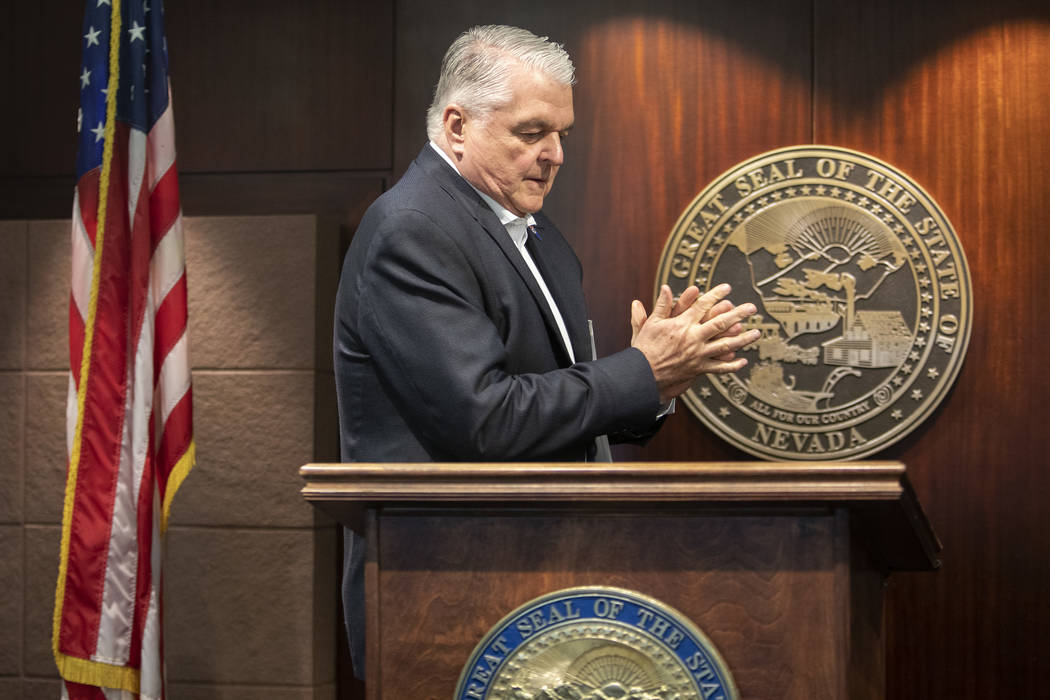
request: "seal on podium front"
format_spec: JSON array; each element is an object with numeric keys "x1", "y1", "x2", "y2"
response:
[
  {"x1": 655, "y1": 146, "x2": 972, "y2": 460},
  {"x1": 454, "y1": 586, "x2": 738, "y2": 700}
]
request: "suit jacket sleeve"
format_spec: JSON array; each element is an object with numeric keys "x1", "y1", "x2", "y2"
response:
[{"x1": 353, "y1": 206, "x2": 662, "y2": 461}]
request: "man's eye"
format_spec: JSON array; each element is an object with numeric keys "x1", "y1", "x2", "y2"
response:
[{"x1": 520, "y1": 132, "x2": 543, "y2": 142}]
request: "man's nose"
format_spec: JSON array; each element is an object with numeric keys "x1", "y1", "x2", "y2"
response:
[{"x1": 540, "y1": 132, "x2": 564, "y2": 166}]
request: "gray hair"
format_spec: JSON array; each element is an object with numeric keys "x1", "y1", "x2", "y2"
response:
[{"x1": 426, "y1": 25, "x2": 576, "y2": 141}]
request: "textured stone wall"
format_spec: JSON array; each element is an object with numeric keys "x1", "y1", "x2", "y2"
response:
[{"x1": 0, "y1": 215, "x2": 341, "y2": 699}]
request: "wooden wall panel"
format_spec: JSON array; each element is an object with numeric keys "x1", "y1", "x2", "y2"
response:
[
  {"x1": 392, "y1": 2, "x2": 1050, "y2": 698},
  {"x1": 165, "y1": 0, "x2": 392, "y2": 173},
  {"x1": 814, "y1": 2, "x2": 1050, "y2": 698},
  {"x1": 1, "y1": 0, "x2": 393, "y2": 219},
  {"x1": 0, "y1": 4, "x2": 83, "y2": 178}
]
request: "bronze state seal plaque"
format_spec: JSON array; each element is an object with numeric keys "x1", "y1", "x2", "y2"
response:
[
  {"x1": 656, "y1": 146, "x2": 971, "y2": 460},
  {"x1": 454, "y1": 586, "x2": 738, "y2": 700}
]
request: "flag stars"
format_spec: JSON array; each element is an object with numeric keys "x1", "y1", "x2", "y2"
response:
[
  {"x1": 129, "y1": 20, "x2": 146, "y2": 42},
  {"x1": 80, "y1": 68, "x2": 91, "y2": 88},
  {"x1": 84, "y1": 25, "x2": 101, "y2": 47},
  {"x1": 90, "y1": 121, "x2": 106, "y2": 142}
]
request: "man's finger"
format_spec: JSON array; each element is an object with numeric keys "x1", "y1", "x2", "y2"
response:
[
  {"x1": 671, "y1": 286, "x2": 700, "y2": 317},
  {"x1": 649, "y1": 284, "x2": 675, "y2": 321},
  {"x1": 705, "y1": 357, "x2": 750, "y2": 374},
  {"x1": 681, "y1": 283, "x2": 732, "y2": 323},
  {"x1": 701, "y1": 299, "x2": 734, "y2": 324},
  {"x1": 698, "y1": 302, "x2": 757, "y2": 339}
]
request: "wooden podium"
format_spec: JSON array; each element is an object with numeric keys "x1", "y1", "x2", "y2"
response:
[{"x1": 300, "y1": 461, "x2": 940, "y2": 700}]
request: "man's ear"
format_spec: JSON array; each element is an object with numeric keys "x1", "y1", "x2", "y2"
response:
[{"x1": 443, "y1": 104, "x2": 467, "y2": 157}]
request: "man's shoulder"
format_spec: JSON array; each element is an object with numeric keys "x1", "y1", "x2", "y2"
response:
[{"x1": 369, "y1": 147, "x2": 467, "y2": 219}]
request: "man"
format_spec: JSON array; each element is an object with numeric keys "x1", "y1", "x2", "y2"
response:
[{"x1": 333, "y1": 24, "x2": 759, "y2": 676}]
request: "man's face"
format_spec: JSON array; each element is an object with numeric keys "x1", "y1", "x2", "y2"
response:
[{"x1": 457, "y1": 67, "x2": 574, "y2": 217}]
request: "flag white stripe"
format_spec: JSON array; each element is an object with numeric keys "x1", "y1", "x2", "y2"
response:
[
  {"x1": 66, "y1": 373, "x2": 79, "y2": 460},
  {"x1": 71, "y1": 193, "x2": 95, "y2": 327},
  {"x1": 146, "y1": 95, "x2": 177, "y2": 192},
  {"x1": 138, "y1": 484, "x2": 164, "y2": 700},
  {"x1": 151, "y1": 215, "x2": 185, "y2": 311},
  {"x1": 156, "y1": 331, "x2": 191, "y2": 427},
  {"x1": 126, "y1": 129, "x2": 146, "y2": 231}
]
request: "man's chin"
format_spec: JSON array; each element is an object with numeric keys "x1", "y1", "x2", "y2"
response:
[{"x1": 516, "y1": 190, "x2": 549, "y2": 215}]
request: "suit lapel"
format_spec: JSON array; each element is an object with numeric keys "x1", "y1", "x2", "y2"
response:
[
  {"x1": 418, "y1": 147, "x2": 578, "y2": 365},
  {"x1": 524, "y1": 226, "x2": 590, "y2": 363}
]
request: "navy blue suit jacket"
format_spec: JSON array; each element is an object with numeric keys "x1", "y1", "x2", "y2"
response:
[
  {"x1": 334, "y1": 145, "x2": 663, "y2": 463},
  {"x1": 333, "y1": 145, "x2": 667, "y2": 677}
]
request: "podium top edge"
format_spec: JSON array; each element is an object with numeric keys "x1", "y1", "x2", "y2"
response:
[{"x1": 299, "y1": 460, "x2": 907, "y2": 477}]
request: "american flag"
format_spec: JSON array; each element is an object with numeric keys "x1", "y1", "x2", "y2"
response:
[{"x1": 54, "y1": 0, "x2": 193, "y2": 697}]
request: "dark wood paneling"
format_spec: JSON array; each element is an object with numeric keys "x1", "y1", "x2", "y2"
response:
[
  {"x1": 1, "y1": 4, "x2": 83, "y2": 177},
  {"x1": 391, "y1": 2, "x2": 1050, "y2": 698},
  {"x1": 814, "y1": 2, "x2": 1050, "y2": 698},
  {"x1": 166, "y1": 0, "x2": 392, "y2": 172},
  {"x1": 377, "y1": 512, "x2": 843, "y2": 700},
  {"x1": 551, "y1": 4, "x2": 814, "y2": 463},
  {"x1": 1, "y1": 1, "x2": 393, "y2": 182}
]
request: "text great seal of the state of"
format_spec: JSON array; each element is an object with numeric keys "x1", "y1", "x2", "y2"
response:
[
  {"x1": 656, "y1": 146, "x2": 972, "y2": 460},
  {"x1": 454, "y1": 586, "x2": 738, "y2": 700}
]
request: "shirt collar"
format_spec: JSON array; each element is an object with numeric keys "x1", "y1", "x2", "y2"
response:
[{"x1": 429, "y1": 141, "x2": 536, "y2": 247}]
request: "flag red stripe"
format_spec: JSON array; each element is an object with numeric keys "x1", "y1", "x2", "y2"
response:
[
  {"x1": 76, "y1": 171, "x2": 100, "y2": 248},
  {"x1": 65, "y1": 680, "x2": 108, "y2": 700},
  {"x1": 61, "y1": 137, "x2": 134, "y2": 656},
  {"x1": 149, "y1": 164, "x2": 180, "y2": 252},
  {"x1": 155, "y1": 387, "x2": 192, "y2": 490},
  {"x1": 153, "y1": 273, "x2": 187, "y2": 377}
]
